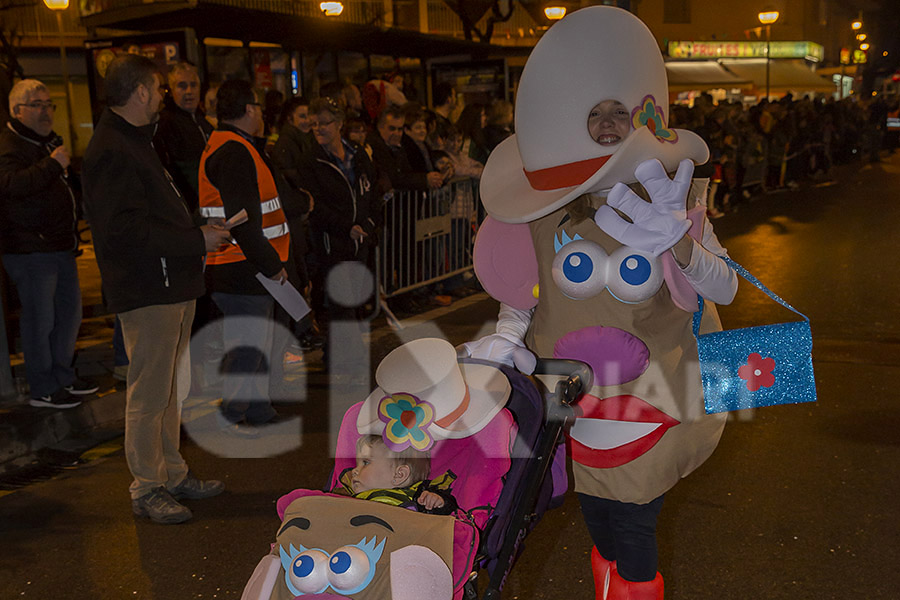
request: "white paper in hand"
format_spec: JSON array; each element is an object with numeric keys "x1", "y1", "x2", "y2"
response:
[{"x1": 255, "y1": 273, "x2": 310, "y2": 321}]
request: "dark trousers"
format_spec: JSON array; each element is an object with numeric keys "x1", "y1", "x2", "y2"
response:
[
  {"x1": 2, "y1": 251, "x2": 81, "y2": 397},
  {"x1": 578, "y1": 492, "x2": 665, "y2": 583},
  {"x1": 211, "y1": 292, "x2": 277, "y2": 425}
]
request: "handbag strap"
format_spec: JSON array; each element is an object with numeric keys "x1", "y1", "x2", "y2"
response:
[{"x1": 692, "y1": 256, "x2": 809, "y2": 337}]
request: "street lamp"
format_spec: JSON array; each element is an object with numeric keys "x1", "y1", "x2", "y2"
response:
[
  {"x1": 544, "y1": 6, "x2": 567, "y2": 20},
  {"x1": 319, "y1": 2, "x2": 343, "y2": 17},
  {"x1": 758, "y1": 9, "x2": 779, "y2": 101},
  {"x1": 851, "y1": 19, "x2": 863, "y2": 30},
  {"x1": 42, "y1": 0, "x2": 77, "y2": 151},
  {"x1": 860, "y1": 42, "x2": 870, "y2": 52}
]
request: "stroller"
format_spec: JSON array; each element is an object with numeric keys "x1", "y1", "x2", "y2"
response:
[{"x1": 241, "y1": 356, "x2": 591, "y2": 600}]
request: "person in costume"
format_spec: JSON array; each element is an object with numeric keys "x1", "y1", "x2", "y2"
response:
[
  {"x1": 331, "y1": 434, "x2": 458, "y2": 515},
  {"x1": 462, "y1": 7, "x2": 738, "y2": 599}
]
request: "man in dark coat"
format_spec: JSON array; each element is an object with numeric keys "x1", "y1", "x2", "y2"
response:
[
  {"x1": 82, "y1": 54, "x2": 231, "y2": 525},
  {"x1": 0, "y1": 78, "x2": 98, "y2": 409}
]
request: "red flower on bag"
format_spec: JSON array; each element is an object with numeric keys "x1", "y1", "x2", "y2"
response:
[{"x1": 738, "y1": 353, "x2": 776, "y2": 392}]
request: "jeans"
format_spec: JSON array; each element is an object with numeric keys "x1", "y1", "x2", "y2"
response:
[
  {"x1": 578, "y1": 493, "x2": 665, "y2": 582},
  {"x1": 112, "y1": 316, "x2": 129, "y2": 367},
  {"x1": 211, "y1": 292, "x2": 276, "y2": 425},
  {"x1": 2, "y1": 251, "x2": 81, "y2": 397}
]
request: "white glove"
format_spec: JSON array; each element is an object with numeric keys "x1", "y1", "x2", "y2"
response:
[
  {"x1": 594, "y1": 158, "x2": 694, "y2": 256},
  {"x1": 458, "y1": 304, "x2": 536, "y2": 374}
]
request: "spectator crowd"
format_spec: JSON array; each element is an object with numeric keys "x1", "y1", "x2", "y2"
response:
[
  {"x1": 671, "y1": 92, "x2": 898, "y2": 216},
  {"x1": 0, "y1": 55, "x2": 894, "y2": 523}
]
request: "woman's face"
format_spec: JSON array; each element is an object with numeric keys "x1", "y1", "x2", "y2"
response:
[
  {"x1": 311, "y1": 111, "x2": 341, "y2": 149},
  {"x1": 587, "y1": 99, "x2": 632, "y2": 146},
  {"x1": 289, "y1": 105, "x2": 310, "y2": 133},
  {"x1": 406, "y1": 120, "x2": 428, "y2": 143}
]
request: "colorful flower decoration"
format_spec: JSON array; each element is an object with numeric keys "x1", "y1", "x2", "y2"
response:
[
  {"x1": 377, "y1": 393, "x2": 435, "y2": 451},
  {"x1": 737, "y1": 353, "x2": 776, "y2": 392},
  {"x1": 631, "y1": 94, "x2": 678, "y2": 144}
]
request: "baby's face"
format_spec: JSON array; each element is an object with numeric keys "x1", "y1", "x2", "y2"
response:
[
  {"x1": 587, "y1": 99, "x2": 632, "y2": 146},
  {"x1": 352, "y1": 442, "x2": 401, "y2": 493}
]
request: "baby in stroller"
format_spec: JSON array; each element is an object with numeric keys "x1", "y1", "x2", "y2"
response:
[
  {"x1": 331, "y1": 434, "x2": 457, "y2": 515},
  {"x1": 241, "y1": 337, "x2": 584, "y2": 600}
]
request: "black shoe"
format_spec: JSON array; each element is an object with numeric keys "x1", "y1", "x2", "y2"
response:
[
  {"x1": 29, "y1": 388, "x2": 81, "y2": 409},
  {"x1": 297, "y1": 334, "x2": 325, "y2": 351},
  {"x1": 65, "y1": 378, "x2": 99, "y2": 395}
]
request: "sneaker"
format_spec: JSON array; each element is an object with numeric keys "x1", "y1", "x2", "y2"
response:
[
  {"x1": 169, "y1": 472, "x2": 225, "y2": 500},
  {"x1": 65, "y1": 378, "x2": 99, "y2": 395},
  {"x1": 29, "y1": 388, "x2": 81, "y2": 409},
  {"x1": 132, "y1": 486, "x2": 192, "y2": 524}
]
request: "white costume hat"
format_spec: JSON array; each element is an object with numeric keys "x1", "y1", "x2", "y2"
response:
[
  {"x1": 357, "y1": 338, "x2": 510, "y2": 448},
  {"x1": 480, "y1": 6, "x2": 709, "y2": 224}
]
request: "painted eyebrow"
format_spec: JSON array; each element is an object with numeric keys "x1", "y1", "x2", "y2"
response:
[
  {"x1": 558, "y1": 213, "x2": 571, "y2": 228},
  {"x1": 278, "y1": 517, "x2": 311, "y2": 536},
  {"x1": 350, "y1": 515, "x2": 395, "y2": 532}
]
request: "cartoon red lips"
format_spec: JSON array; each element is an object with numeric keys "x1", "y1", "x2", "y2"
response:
[{"x1": 567, "y1": 394, "x2": 680, "y2": 469}]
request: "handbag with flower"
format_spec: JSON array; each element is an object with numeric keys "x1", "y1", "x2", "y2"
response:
[{"x1": 694, "y1": 257, "x2": 817, "y2": 413}]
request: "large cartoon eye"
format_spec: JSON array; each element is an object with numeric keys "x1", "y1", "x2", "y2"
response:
[
  {"x1": 606, "y1": 247, "x2": 663, "y2": 303},
  {"x1": 288, "y1": 549, "x2": 330, "y2": 594},
  {"x1": 327, "y1": 545, "x2": 373, "y2": 593},
  {"x1": 552, "y1": 239, "x2": 608, "y2": 299}
]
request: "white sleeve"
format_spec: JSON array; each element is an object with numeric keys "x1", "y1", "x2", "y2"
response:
[
  {"x1": 677, "y1": 216, "x2": 738, "y2": 305},
  {"x1": 496, "y1": 303, "x2": 535, "y2": 340}
]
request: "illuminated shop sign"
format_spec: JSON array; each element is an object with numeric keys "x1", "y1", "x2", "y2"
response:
[{"x1": 668, "y1": 41, "x2": 824, "y2": 62}]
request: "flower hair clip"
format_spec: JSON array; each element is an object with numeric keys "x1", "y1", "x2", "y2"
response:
[{"x1": 377, "y1": 393, "x2": 435, "y2": 451}]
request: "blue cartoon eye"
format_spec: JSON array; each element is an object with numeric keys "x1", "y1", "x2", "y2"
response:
[
  {"x1": 288, "y1": 549, "x2": 330, "y2": 594},
  {"x1": 606, "y1": 247, "x2": 663, "y2": 303},
  {"x1": 619, "y1": 254, "x2": 652, "y2": 285},
  {"x1": 328, "y1": 545, "x2": 372, "y2": 593},
  {"x1": 552, "y1": 239, "x2": 608, "y2": 300}
]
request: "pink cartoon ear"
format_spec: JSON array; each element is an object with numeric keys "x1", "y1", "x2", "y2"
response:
[
  {"x1": 390, "y1": 545, "x2": 453, "y2": 600},
  {"x1": 473, "y1": 216, "x2": 539, "y2": 310},
  {"x1": 661, "y1": 205, "x2": 706, "y2": 312}
]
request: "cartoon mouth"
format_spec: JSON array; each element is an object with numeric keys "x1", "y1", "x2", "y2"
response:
[{"x1": 567, "y1": 394, "x2": 679, "y2": 469}]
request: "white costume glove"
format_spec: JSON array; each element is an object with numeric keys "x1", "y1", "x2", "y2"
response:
[
  {"x1": 459, "y1": 304, "x2": 536, "y2": 374},
  {"x1": 594, "y1": 158, "x2": 694, "y2": 256}
]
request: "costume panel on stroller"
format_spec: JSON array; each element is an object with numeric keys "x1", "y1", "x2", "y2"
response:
[{"x1": 241, "y1": 355, "x2": 590, "y2": 600}]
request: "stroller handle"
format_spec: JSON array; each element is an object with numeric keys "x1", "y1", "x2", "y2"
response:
[{"x1": 533, "y1": 358, "x2": 593, "y2": 406}]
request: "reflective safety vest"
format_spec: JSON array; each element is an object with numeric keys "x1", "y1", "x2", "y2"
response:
[{"x1": 198, "y1": 130, "x2": 290, "y2": 266}]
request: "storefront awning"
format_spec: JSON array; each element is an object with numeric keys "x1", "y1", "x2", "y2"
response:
[
  {"x1": 665, "y1": 61, "x2": 752, "y2": 92},
  {"x1": 718, "y1": 59, "x2": 836, "y2": 93}
]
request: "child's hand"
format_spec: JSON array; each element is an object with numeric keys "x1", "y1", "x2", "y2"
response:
[{"x1": 417, "y1": 490, "x2": 445, "y2": 510}]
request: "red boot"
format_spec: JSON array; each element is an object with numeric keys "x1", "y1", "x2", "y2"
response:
[
  {"x1": 590, "y1": 546, "x2": 615, "y2": 599},
  {"x1": 606, "y1": 568, "x2": 664, "y2": 600}
]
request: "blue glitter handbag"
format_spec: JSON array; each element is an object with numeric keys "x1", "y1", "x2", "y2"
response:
[{"x1": 694, "y1": 257, "x2": 817, "y2": 414}]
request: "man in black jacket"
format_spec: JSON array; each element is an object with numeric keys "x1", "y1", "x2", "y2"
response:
[
  {"x1": 153, "y1": 62, "x2": 213, "y2": 216},
  {"x1": 0, "y1": 79, "x2": 98, "y2": 409},
  {"x1": 82, "y1": 54, "x2": 231, "y2": 525},
  {"x1": 367, "y1": 105, "x2": 443, "y2": 194}
]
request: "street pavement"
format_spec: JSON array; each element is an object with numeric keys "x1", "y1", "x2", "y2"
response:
[{"x1": 2, "y1": 153, "x2": 900, "y2": 599}]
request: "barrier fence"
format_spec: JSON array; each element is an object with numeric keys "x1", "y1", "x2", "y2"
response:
[{"x1": 374, "y1": 177, "x2": 483, "y2": 325}]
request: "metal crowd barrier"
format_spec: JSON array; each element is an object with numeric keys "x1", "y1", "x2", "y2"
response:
[{"x1": 374, "y1": 177, "x2": 483, "y2": 327}]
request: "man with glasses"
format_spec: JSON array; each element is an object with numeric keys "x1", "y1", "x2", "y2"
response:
[
  {"x1": 0, "y1": 79, "x2": 98, "y2": 409},
  {"x1": 153, "y1": 62, "x2": 213, "y2": 216},
  {"x1": 82, "y1": 54, "x2": 231, "y2": 524}
]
